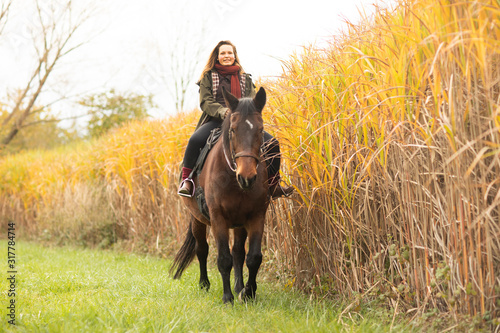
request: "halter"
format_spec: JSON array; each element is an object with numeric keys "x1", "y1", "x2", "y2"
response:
[{"x1": 223, "y1": 125, "x2": 263, "y2": 173}]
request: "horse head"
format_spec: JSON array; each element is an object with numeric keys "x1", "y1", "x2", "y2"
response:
[{"x1": 222, "y1": 87, "x2": 266, "y2": 190}]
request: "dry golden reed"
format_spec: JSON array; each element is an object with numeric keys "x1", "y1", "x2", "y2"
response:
[
  {"x1": 0, "y1": 0, "x2": 498, "y2": 320},
  {"x1": 263, "y1": 0, "x2": 499, "y2": 318},
  {"x1": 0, "y1": 112, "x2": 197, "y2": 248}
]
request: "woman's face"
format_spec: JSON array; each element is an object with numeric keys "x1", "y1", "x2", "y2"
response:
[{"x1": 218, "y1": 44, "x2": 235, "y2": 66}]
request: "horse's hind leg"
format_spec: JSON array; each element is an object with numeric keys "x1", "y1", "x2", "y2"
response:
[
  {"x1": 192, "y1": 219, "x2": 210, "y2": 291},
  {"x1": 232, "y1": 228, "x2": 247, "y2": 294},
  {"x1": 239, "y1": 221, "x2": 264, "y2": 301}
]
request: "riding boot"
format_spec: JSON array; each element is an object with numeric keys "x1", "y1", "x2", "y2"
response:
[
  {"x1": 268, "y1": 173, "x2": 294, "y2": 199},
  {"x1": 178, "y1": 167, "x2": 194, "y2": 197}
]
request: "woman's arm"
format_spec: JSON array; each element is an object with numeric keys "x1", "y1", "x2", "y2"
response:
[
  {"x1": 199, "y1": 73, "x2": 228, "y2": 120},
  {"x1": 246, "y1": 74, "x2": 256, "y2": 98}
]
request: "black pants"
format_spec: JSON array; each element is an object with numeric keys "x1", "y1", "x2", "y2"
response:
[{"x1": 183, "y1": 119, "x2": 281, "y2": 178}]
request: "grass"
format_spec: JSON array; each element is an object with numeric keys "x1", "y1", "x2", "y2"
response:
[{"x1": 0, "y1": 241, "x2": 415, "y2": 333}]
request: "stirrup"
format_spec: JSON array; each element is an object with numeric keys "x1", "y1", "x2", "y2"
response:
[
  {"x1": 270, "y1": 184, "x2": 294, "y2": 199},
  {"x1": 178, "y1": 179, "x2": 195, "y2": 198}
]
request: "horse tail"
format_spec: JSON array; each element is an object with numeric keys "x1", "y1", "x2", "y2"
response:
[{"x1": 170, "y1": 222, "x2": 197, "y2": 279}]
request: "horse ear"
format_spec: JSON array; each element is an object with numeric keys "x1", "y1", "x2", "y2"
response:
[
  {"x1": 222, "y1": 87, "x2": 239, "y2": 111},
  {"x1": 254, "y1": 87, "x2": 266, "y2": 112}
]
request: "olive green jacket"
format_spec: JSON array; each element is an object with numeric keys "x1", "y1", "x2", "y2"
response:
[{"x1": 196, "y1": 69, "x2": 256, "y2": 129}]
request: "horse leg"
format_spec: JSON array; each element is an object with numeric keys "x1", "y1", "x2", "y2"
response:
[
  {"x1": 192, "y1": 219, "x2": 210, "y2": 291},
  {"x1": 239, "y1": 221, "x2": 264, "y2": 301},
  {"x1": 232, "y1": 228, "x2": 247, "y2": 294},
  {"x1": 213, "y1": 225, "x2": 234, "y2": 304}
]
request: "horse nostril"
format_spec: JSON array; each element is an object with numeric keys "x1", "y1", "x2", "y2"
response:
[
  {"x1": 236, "y1": 174, "x2": 245, "y2": 187},
  {"x1": 237, "y1": 174, "x2": 256, "y2": 189}
]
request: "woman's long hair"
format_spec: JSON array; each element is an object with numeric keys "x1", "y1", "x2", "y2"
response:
[{"x1": 198, "y1": 40, "x2": 245, "y2": 82}]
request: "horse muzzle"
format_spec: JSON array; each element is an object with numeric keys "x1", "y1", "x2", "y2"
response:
[
  {"x1": 236, "y1": 172, "x2": 257, "y2": 190},
  {"x1": 234, "y1": 153, "x2": 260, "y2": 190}
]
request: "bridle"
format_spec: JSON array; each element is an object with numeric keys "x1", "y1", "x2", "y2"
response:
[{"x1": 223, "y1": 125, "x2": 263, "y2": 173}]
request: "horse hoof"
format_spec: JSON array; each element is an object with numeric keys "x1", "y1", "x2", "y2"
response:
[
  {"x1": 199, "y1": 280, "x2": 210, "y2": 291},
  {"x1": 222, "y1": 294, "x2": 234, "y2": 305},
  {"x1": 238, "y1": 290, "x2": 246, "y2": 303},
  {"x1": 238, "y1": 287, "x2": 255, "y2": 303}
]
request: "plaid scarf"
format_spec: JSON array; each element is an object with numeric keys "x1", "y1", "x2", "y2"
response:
[{"x1": 211, "y1": 72, "x2": 246, "y2": 99}]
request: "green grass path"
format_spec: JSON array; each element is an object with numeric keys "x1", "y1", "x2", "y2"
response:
[{"x1": 0, "y1": 241, "x2": 411, "y2": 332}]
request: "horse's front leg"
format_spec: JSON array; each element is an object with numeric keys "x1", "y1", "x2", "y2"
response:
[
  {"x1": 239, "y1": 218, "x2": 264, "y2": 301},
  {"x1": 232, "y1": 228, "x2": 247, "y2": 294},
  {"x1": 213, "y1": 223, "x2": 234, "y2": 304}
]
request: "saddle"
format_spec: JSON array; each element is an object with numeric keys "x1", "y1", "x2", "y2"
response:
[{"x1": 188, "y1": 128, "x2": 222, "y2": 221}]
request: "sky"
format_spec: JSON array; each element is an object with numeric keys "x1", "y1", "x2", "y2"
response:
[{"x1": 0, "y1": 0, "x2": 389, "y2": 123}]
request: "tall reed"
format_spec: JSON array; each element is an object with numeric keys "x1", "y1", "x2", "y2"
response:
[
  {"x1": 264, "y1": 0, "x2": 499, "y2": 317},
  {"x1": 0, "y1": 112, "x2": 197, "y2": 251}
]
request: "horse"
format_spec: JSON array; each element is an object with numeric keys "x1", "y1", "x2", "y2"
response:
[{"x1": 170, "y1": 87, "x2": 270, "y2": 304}]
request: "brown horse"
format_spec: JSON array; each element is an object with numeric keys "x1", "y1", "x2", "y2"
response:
[{"x1": 170, "y1": 87, "x2": 270, "y2": 304}]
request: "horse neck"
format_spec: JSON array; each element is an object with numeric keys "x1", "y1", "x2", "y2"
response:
[
  {"x1": 202, "y1": 118, "x2": 232, "y2": 176},
  {"x1": 221, "y1": 117, "x2": 231, "y2": 157}
]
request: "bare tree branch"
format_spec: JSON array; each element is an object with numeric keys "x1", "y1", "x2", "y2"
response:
[
  {"x1": 0, "y1": 0, "x2": 96, "y2": 147},
  {"x1": 20, "y1": 114, "x2": 80, "y2": 129},
  {"x1": 0, "y1": 0, "x2": 12, "y2": 36},
  {"x1": 150, "y1": 5, "x2": 208, "y2": 113}
]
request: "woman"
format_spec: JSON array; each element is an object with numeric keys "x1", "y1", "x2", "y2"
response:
[{"x1": 178, "y1": 40, "x2": 293, "y2": 199}]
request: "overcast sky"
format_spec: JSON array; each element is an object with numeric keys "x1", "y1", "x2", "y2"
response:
[{"x1": 0, "y1": 0, "x2": 391, "y2": 121}]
